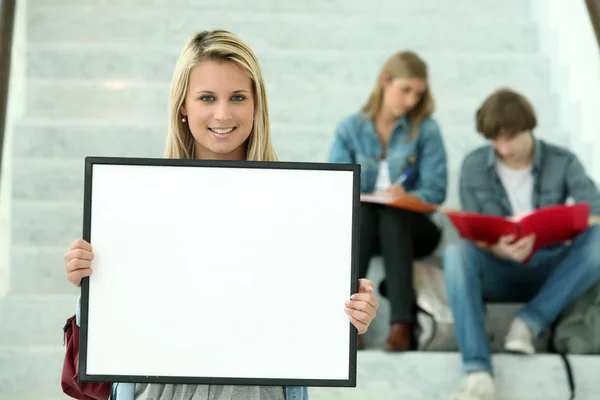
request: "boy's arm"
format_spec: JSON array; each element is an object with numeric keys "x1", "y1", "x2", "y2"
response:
[{"x1": 564, "y1": 153, "x2": 600, "y2": 224}]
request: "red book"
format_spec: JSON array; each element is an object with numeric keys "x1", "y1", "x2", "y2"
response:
[{"x1": 444, "y1": 203, "x2": 590, "y2": 259}]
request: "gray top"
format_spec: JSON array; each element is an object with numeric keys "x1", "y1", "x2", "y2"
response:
[
  {"x1": 134, "y1": 384, "x2": 286, "y2": 400},
  {"x1": 459, "y1": 138, "x2": 600, "y2": 216}
]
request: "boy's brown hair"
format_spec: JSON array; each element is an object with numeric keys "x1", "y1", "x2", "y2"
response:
[{"x1": 475, "y1": 88, "x2": 537, "y2": 139}]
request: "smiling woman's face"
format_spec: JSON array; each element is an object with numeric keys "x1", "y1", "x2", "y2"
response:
[{"x1": 180, "y1": 60, "x2": 255, "y2": 160}]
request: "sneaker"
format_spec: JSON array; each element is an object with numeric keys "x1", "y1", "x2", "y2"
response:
[
  {"x1": 504, "y1": 317, "x2": 535, "y2": 355},
  {"x1": 450, "y1": 372, "x2": 496, "y2": 400}
]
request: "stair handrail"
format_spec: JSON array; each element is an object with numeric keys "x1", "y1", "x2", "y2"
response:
[
  {"x1": 0, "y1": 0, "x2": 17, "y2": 198},
  {"x1": 587, "y1": 0, "x2": 600, "y2": 50}
]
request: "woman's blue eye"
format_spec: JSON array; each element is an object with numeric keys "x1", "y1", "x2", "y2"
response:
[{"x1": 199, "y1": 95, "x2": 245, "y2": 102}]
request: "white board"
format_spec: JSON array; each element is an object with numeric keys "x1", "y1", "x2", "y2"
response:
[{"x1": 78, "y1": 157, "x2": 360, "y2": 387}]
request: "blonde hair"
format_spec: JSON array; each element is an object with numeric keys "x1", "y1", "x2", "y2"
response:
[
  {"x1": 164, "y1": 30, "x2": 278, "y2": 161},
  {"x1": 362, "y1": 51, "x2": 435, "y2": 139}
]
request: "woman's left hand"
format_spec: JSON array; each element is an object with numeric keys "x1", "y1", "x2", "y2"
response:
[{"x1": 345, "y1": 278, "x2": 379, "y2": 334}]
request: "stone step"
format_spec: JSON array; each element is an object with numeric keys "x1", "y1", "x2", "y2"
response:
[
  {"x1": 12, "y1": 201, "x2": 82, "y2": 247},
  {"x1": 0, "y1": 345, "x2": 596, "y2": 400},
  {"x1": 0, "y1": 393, "x2": 66, "y2": 400},
  {"x1": 12, "y1": 158, "x2": 85, "y2": 203},
  {"x1": 309, "y1": 351, "x2": 598, "y2": 400},
  {"x1": 26, "y1": 45, "x2": 551, "y2": 94},
  {"x1": 12, "y1": 120, "x2": 167, "y2": 159},
  {"x1": 28, "y1": 0, "x2": 532, "y2": 16},
  {"x1": 0, "y1": 295, "x2": 77, "y2": 345},
  {"x1": 24, "y1": 80, "x2": 560, "y2": 129},
  {"x1": 11, "y1": 120, "x2": 335, "y2": 160},
  {"x1": 25, "y1": 18, "x2": 539, "y2": 61},
  {"x1": 9, "y1": 246, "x2": 74, "y2": 295},
  {"x1": 27, "y1": 1, "x2": 533, "y2": 33},
  {"x1": 0, "y1": 345, "x2": 68, "y2": 398},
  {"x1": 362, "y1": 258, "x2": 553, "y2": 352}
]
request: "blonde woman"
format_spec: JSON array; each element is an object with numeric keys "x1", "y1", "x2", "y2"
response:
[
  {"x1": 64, "y1": 30, "x2": 379, "y2": 400},
  {"x1": 328, "y1": 51, "x2": 447, "y2": 352}
]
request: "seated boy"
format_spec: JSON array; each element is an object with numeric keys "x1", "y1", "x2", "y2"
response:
[{"x1": 444, "y1": 88, "x2": 600, "y2": 400}]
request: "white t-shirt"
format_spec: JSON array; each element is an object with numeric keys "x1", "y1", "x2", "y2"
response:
[
  {"x1": 495, "y1": 159, "x2": 534, "y2": 215},
  {"x1": 375, "y1": 159, "x2": 392, "y2": 193}
]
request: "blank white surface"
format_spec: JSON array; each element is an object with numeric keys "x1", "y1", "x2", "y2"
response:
[{"x1": 85, "y1": 163, "x2": 356, "y2": 381}]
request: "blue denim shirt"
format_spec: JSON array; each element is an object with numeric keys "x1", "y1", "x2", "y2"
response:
[
  {"x1": 327, "y1": 111, "x2": 448, "y2": 205},
  {"x1": 459, "y1": 138, "x2": 600, "y2": 216},
  {"x1": 74, "y1": 297, "x2": 309, "y2": 400}
]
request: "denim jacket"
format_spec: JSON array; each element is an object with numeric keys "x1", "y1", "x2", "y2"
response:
[
  {"x1": 459, "y1": 138, "x2": 600, "y2": 216},
  {"x1": 74, "y1": 297, "x2": 309, "y2": 400},
  {"x1": 327, "y1": 111, "x2": 448, "y2": 205}
]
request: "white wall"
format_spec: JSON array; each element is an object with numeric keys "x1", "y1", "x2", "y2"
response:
[
  {"x1": 531, "y1": 0, "x2": 600, "y2": 183},
  {"x1": 0, "y1": 0, "x2": 27, "y2": 296}
]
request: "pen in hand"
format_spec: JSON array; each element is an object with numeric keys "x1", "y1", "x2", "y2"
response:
[{"x1": 399, "y1": 167, "x2": 413, "y2": 185}]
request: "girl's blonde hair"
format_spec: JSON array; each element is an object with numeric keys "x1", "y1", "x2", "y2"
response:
[
  {"x1": 362, "y1": 51, "x2": 435, "y2": 139},
  {"x1": 164, "y1": 30, "x2": 278, "y2": 161}
]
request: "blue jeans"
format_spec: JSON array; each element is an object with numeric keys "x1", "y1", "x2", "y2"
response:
[{"x1": 442, "y1": 224, "x2": 600, "y2": 374}]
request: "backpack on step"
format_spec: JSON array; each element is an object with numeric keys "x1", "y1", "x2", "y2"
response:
[
  {"x1": 552, "y1": 281, "x2": 600, "y2": 354},
  {"x1": 412, "y1": 260, "x2": 458, "y2": 351}
]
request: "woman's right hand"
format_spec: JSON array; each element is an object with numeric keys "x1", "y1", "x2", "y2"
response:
[
  {"x1": 64, "y1": 239, "x2": 94, "y2": 287},
  {"x1": 384, "y1": 184, "x2": 407, "y2": 199}
]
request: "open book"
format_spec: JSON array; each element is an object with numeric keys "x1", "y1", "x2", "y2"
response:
[
  {"x1": 360, "y1": 193, "x2": 438, "y2": 213},
  {"x1": 444, "y1": 203, "x2": 590, "y2": 255}
]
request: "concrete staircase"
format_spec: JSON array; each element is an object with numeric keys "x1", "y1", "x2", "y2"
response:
[{"x1": 1, "y1": 0, "x2": 598, "y2": 398}]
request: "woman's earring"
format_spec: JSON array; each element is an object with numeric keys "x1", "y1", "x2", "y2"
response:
[{"x1": 181, "y1": 116, "x2": 187, "y2": 123}]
